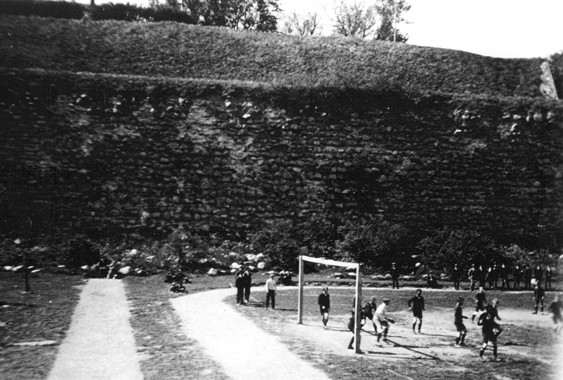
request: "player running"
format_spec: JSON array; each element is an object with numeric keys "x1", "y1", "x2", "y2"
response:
[
  {"x1": 454, "y1": 297, "x2": 468, "y2": 347},
  {"x1": 477, "y1": 304, "x2": 503, "y2": 361}
]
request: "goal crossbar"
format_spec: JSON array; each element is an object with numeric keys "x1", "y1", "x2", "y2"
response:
[{"x1": 297, "y1": 255, "x2": 362, "y2": 354}]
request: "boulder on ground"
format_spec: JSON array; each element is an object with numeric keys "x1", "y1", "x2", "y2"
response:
[
  {"x1": 257, "y1": 262, "x2": 267, "y2": 270},
  {"x1": 207, "y1": 268, "x2": 218, "y2": 276},
  {"x1": 118, "y1": 266, "x2": 131, "y2": 275}
]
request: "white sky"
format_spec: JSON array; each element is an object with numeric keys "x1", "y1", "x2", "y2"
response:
[{"x1": 76, "y1": 0, "x2": 563, "y2": 58}]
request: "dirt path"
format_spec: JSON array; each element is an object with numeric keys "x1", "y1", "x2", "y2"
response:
[
  {"x1": 48, "y1": 279, "x2": 143, "y2": 380},
  {"x1": 171, "y1": 288, "x2": 331, "y2": 380}
]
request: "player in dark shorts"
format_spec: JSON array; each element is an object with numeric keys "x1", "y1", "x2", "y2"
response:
[
  {"x1": 472, "y1": 287, "x2": 487, "y2": 322},
  {"x1": 318, "y1": 286, "x2": 330, "y2": 329},
  {"x1": 454, "y1": 297, "x2": 468, "y2": 346},
  {"x1": 408, "y1": 289, "x2": 425, "y2": 334},
  {"x1": 477, "y1": 304, "x2": 503, "y2": 361}
]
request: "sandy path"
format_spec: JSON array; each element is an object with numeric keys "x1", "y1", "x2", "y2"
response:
[
  {"x1": 48, "y1": 279, "x2": 143, "y2": 380},
  {"x1": 171, "y1": 288, "x2": 331, "y2": 380}
]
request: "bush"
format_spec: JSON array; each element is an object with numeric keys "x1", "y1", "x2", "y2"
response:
[
  {"x1": 415, "y1": 228, "x2": 499, "y2": 275},
  {"x1": 0, "y1": 0, "x2": 84, "y2": 19},
  {"x1": 248, "y1": 219, "x2": 301, "y2": 270},
  {"x1": 90, "y1": 3, "x2": 144, "y2": 22}
]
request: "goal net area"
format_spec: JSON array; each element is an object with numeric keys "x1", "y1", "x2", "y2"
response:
[{"x1": 297, "y1": 254, "x2": 363, "y2": 353}]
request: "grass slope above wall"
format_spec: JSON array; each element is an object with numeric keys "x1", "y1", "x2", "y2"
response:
[{"x1": 0, "y1": 15, "x2": 545, "y2": 98}]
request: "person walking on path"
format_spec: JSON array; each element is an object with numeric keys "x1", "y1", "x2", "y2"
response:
[
  {"x1": 243, "y1": 267, "x2": 252, "y2": 303},
  {"x1": 408, "y1": 289, "x2": 425, "y2": 334},
  {"x1": 478, "y1": 304, "x2": 503, "y2": 361},
  {"x1": 374, "y1": 298, "x2": 395, "y2": 346},
  {"x1": 235, "y1": 267, "x2": 246, "y2": 305},
  {"x1": 454, "y1": 297, "x2": 468, "y2": 347},
  {"x1": 318, "y1": 286, "x2": 331, "y2": 328},
  {"x1": 533, "y1": 283, "x2": 545, "y2": 314},
  {"x1": 472, "y1": 287, "x2": 487, "y2": 323},
  {"x1": 452, "y1": 264, "x2": 461, "y2": 290},
  {"x1": 265, "y1": 273, "x2": 277, "y2": 309},
  {"x1": 391, "y1": 262, "x2": 400, "y2": 289}
]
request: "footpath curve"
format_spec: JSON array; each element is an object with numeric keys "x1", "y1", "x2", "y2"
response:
[{"x1": 171, "y1": 288, "x2": 331, "y2": 380}]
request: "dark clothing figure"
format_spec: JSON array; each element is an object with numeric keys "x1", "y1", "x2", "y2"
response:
[
  {"x1": 499, "y1": 264, "x2": 509, "y2": 289},
  {"x1": 524, "y1": 266, "x2": 532, "y2": 290},
  {"x1": 545, "y1": 267, "x2": 552, "y2": 290},
  {"x1": 534, "y1": 266, "x2": 543, "y2": 285},
  {"x1": 478, "y1": 266, "x2": 487, "y2": 288},
  {"x1": 547, "y1": 298, "x2": 562, "y2": 333},
  {"x1": 426, "y1": 273, "x2": 439, "y2": 288},
  {"x1": 408, "y1": 291, "x2": 425, "y2": 333},
  {"x1": 235, "y1": 269, "x2": 246, "y2": 305},
  {"x1": 533, "y1": 285, "x2": 545, "y2": 314},
  {"x1": 391, "y1": 264, "x2": 400, "y2": 289},
  {"x1": 243, "y1": 269, "x2": 252, "y2": 303},
  {"x1": 512, "y1": 265, "x2": 522, "y2": 290},
  {"x1": 472, "y1": 288, "x2": 487, "y2": 322},
  {"x1": 347, "y1": 313, "x2": 361, "y2": 350},
  {"x1": 454, "y1": 299, "x2": 468, "y2": 346},
  {"x1": 478, "y1": 306, "x2": 503, "y2": 361},
  {"x1": 468, "y1": 266, "x2": 477, "y2": 291},
  {"x1": 452, "y1": 265, "x2": 461, "y2": 290},
  {"x1": 318, "y1": 288, "x2": 330, "y2": 328},
  {"x1": 485, "y1": 266, "x2": 497, "y2": 290}
]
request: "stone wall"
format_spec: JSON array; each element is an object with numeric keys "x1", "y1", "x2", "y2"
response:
[{"x1": 1, "y1": 69, "x2": 562, "y2": 247}]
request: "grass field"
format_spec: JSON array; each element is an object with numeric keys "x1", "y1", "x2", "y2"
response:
[{"x1": 0, "y1": 272, "x2": 83, "y2": 379}]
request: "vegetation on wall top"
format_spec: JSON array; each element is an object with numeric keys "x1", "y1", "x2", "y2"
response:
[{"x1": 0, "y1": 14, "x2": 547, "y2": 98}]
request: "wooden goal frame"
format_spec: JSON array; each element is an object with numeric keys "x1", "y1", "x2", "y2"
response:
[{"x1": 297, "y1": 255, "x2": 362, "y2": 354}]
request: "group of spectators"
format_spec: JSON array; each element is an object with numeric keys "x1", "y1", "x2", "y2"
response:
[{"x1": 391, "y1": 262, "x2": 555, "y2": 291}]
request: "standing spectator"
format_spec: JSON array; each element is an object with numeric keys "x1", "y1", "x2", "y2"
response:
[
  {"x1": 478, "y1": 265, "x2": 487, "y2": 288},
  {"x1": 533, "y1": 283, "x2": 545, "y2": 314},
  {"x1": 243, "y1": 267, "x2": 252, "y2": 303},
  {"x1": 472, "y1": 286, "x2": 487, "y2": 322},
  {"x1": 374, "y1": 298, "x2": 395, "y2": 345},
  {"x1": 426, "y1": 272, "x2": 439, "y2": 288},
  {"x1": 391, "y1": 262, "x2": 400, "y2": 289},
  {"x1": 468, "y1": 264, "x2": 477, "y2": 291},
  {"x1": 265, "y1": 273, "x2": 277, "y2": 309},
  {"x1": 408, "y1": 289, "x2": 425, "y2": 334},
  {"x1": 485, "y1": 265, "x2": 497, "y2": 290},
  {"x1": 545, "y1": 266, "x2": 553, "y2": 290},
  {"x1": 499, "y1": 263, "x2": 509, "y2": 289},
  {"x1": 454, "y1": 297, "x2": 468, "y2": 347},
  {"x1": 235, "y1": 267, "x2": 246, "y2": 305},
  {"x1": 452, "y1": 264, "x2": 461, "y2": 290},
  {"x1": 318, "y1": 286, "x2": 331, "y2": 329},
  {"x1": 478, "y1": 304, "x2": 503, "y2": 361},
  {"x1": 524, "y1": 265, "x2": 533, "y2": 290},
  {"x1": 547, "y1": 294, "x2": 562, "y2": 334},
  {"x1": 512, "y1": 264, "x2": 522, "y2": 290},
  {"x1": 534, "y1": 265, "x2": 543, "y2": 287}
]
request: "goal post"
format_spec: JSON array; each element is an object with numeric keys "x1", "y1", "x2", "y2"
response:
[{"x1": 297, "y1": 254, "x2": 362, "y2": 354}]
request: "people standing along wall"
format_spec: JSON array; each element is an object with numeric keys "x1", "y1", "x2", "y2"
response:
[
  {"x1": 468, "y1": 264, "x2": 477, "y2": 291},
  {"x1": 391, "y1": 263, "x2": 400, "y2": 289},
  {"x1": 452, "y1": 264, "x2": 461, "y2": 290}
]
